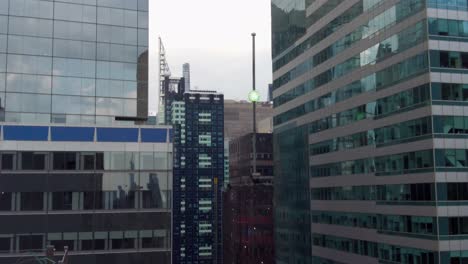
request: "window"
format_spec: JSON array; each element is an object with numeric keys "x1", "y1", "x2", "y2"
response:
[
  {"x1": 96, "y1": 153, "x2": 104, "y2": 170},
  {"x1": 19, "y1": 235, "x2": 43, "y2": 251},
  {"x1": 0, "y1": 192, "x2": 12, "y2": 211},
  {"x1": 80, "y1": 153, "x2": 95, "y2": 170},
  {"x1": 110, "y1": 231, "x2": 135, "y2": 249},
  {"x1": 20, "y1": 152, "x2": 47, "y2": 170},
  {"x1": 20, "y1": 192, "x2": 43, "y2": 211},
  {"x1": 52, "y1": 192, "x2": 73, "y2": 210},
  {"x1": 50, "y1": 239, "x2": 74, "y2": 251},
  {"x1": 1, "y1": 153, "x2": 15, "y2": 170},
  {"x1": 53, "y1": 152, "x2": 77, "y2": 170},
  {"x1": 81, "y1": 240, "x2": 93, "y2": 251},
  {"x1": 94, "y1": 232, "x2": 107, "y2": 250},
  {"x1": 0, "y1": 237, "x2": 10, "y2": 252},
  {"x1": 83, "y1": 191, "x2": 104, "y2": 210}
]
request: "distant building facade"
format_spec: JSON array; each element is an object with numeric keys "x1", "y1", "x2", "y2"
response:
[
  {"x1": 223, "y1": 133, "x2": 274, "y2": 264},
  {"x1": 223, "y1": 100, "x2": 272, "y2": 187},
  {"x1": 183, "y1": 63, "x2": 191, "y2": 90},
  {"x1": 224, "y1": 100, "x2": 272, "y2": 141}
]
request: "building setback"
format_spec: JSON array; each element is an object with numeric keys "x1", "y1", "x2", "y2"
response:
[
  {"x1": 170, "y1": 91, "x2": 224, "y2": 264},
  {"x1": 272, "y1": 0, "x2": 468, "y2": 263}
]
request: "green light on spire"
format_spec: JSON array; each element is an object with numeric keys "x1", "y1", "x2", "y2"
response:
[{"x1": 248, "y1": 90, "x2": 260, "y2": 102}]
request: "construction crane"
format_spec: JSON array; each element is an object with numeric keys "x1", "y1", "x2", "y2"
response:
[{"x1": 158, "y1": 37, "x2": 171, "y2": 125}]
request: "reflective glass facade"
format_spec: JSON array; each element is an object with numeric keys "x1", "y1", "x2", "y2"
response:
[
  {"x1": 0, "y1": 0, "x2": 149, "y2": 125},
  {"x1": 0, "y1": 0, "x2": 159, "y2": 263},
  {"x1": 271, "y1": 0, "x2": 468, "y2": 263},
  {"x1": 0, "y1": 125, "x2": 172, "y2": 263}
]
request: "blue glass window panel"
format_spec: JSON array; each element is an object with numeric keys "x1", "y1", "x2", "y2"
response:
[
  {"x1": 3, "y1": 126, "x2": 48, "y2": 141},
  {"x1": 141, "y1": 128, "x2": 167, "y2": 143},
  {"x1": 96, "y1": 127, "x2": 138, "y2": 142},
  {"x1": 51, "y1": 127, "x2": 94, "y2": 142}
]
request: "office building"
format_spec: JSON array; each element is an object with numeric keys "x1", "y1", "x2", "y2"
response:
[
  {"x1": 0, "y1": 1, "x2": 174, "y2": 263},
  {"x1": 162, "y1": 76, "x2": 185, "y2": 126},
  {"x1": 0, "y1": 124, "x2": 173, "y2": 263},
  {"x1": 223, "y1": 133, "x2": 274, "y2": 264},
  {"x1": 0, "y1": 0, "x2": 149, "y2": 125},
  {"x1": 223, "y1": 101, "x2": 272, "y2": 187},
  {"x1": 258, "y1": 117, "x2": 273, "y2": 134},
  {"x1": 224, "y1": 100, "x2": 272, "y2": 141},
  {"x1": 272, "y1": 0, "x2": 468, "y2": 263},
  {"x1": 168, "y1": 90, "x2": 224, "y2": 264},
  {"x1": 268, "y1": 84, "x2": 273, "y2": 102}
]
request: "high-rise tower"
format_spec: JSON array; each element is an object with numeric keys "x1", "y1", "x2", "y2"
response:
[
  {"x1": 272, "y1": 0, "x2": 468, "y2": 263},
  {"x1": 183, "y1": 63, "x2": 191, "y2": 91},
  {"x1": 170, "y1": 90, "x2": 225, "y2": 264}
]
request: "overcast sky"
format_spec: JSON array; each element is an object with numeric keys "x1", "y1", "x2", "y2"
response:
[{"x1": 148, "y1": 0, "x2": 273, "y2": 113}]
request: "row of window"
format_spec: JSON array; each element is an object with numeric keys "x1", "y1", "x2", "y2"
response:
[
  {"x1": 273, "y1": 8, "x2": 425, "y2": 91},
  {"x1": 311, "y1": 183, "x2": 434, "y2": 202},
  {"x1": 314, "y1": 233, "x2": 468, "y2": 263},
  {"x1": 311, "y1": 149, "x2": 433, "y2": 177},
  {"x1": 310, "y1": 131, "x2": 374, "y2": 156},
  {"x1": 0, "y1": 74, "x2": 140, "y2": 98},
  {"x1": 0, "y1": 16, "x2": 148, "y2": 46},
  {"x1": 312, "y1": 211, "x2": 436, "y2": 236},
  {"x1": 436, "y1": 149, "x2": 468, "y2": 168},
  {"x1": 7, "y1": 2, "x2": 147, "y2": 28},
  {"x1": 312, "y1": 234, "x2": 436, "y2": 263},
  {"x1": 313, "y1": 210, "x2": 468, "y2": 237},
  {"x1": 432, "y1": 82, "x2": 468, "y2": 101},
  {"x1": 428, "y1": 0, "x2": 468, "y2": 11},
  {"x1": 307, "y1": 104, "x2": 372, "y2": 134},
  {"x1": 0, "y1": 190, "x2": 170, "y2": 211},
  {"x1": 429, "y1": 18, "x2": 468, "y2": 38},
  {"x1": 0, "y1": 55, "x2": 143, "y2": 80},
  {"x1": 312, "y1": 145, "x2": 468, "y2": 177},
  {"x1": 1, "y1": 34, "x2": 147, "y2": 63},
  {"x1": 312, "y1": 183, "x2": 468, "y2": 202},
  {"x1": 274, "y1": 53, "x2": 429, "y2": 126},
  {"x1": 310, "y1": 113, "x2": 468, "y2": 157},
  {"x1": 0, "y1": 230, "x2": 167, "y2": 254},
  {"x1": 310, "y1": 116, "x2": 432, "y2": 155},
  {"x1": 1, "y1": 93, "x2": 137, "y2": 116},
  {"x1": 0, "y1": 0, "x2": 149, "y2": 13},
  {"x1": 1, "y1": 112, "x2": 139, "y2": 126},
  {"x1": 431, "y1": 50, "x2": 468, "y2": 69},
  {"x1": 0, "y1": 151, "x2": 171, "y2": 171}
]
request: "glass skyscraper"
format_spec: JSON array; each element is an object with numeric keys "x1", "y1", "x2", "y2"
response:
[
  {"x1": 272, "y1": 0, "x2": 468, "y2": 263},
  {"x1": 0, "y1": 0, "x2": 148, "y2": 125},
  {"x1": 0, "y1": 1, "x2": 175, "y2": 263}
]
